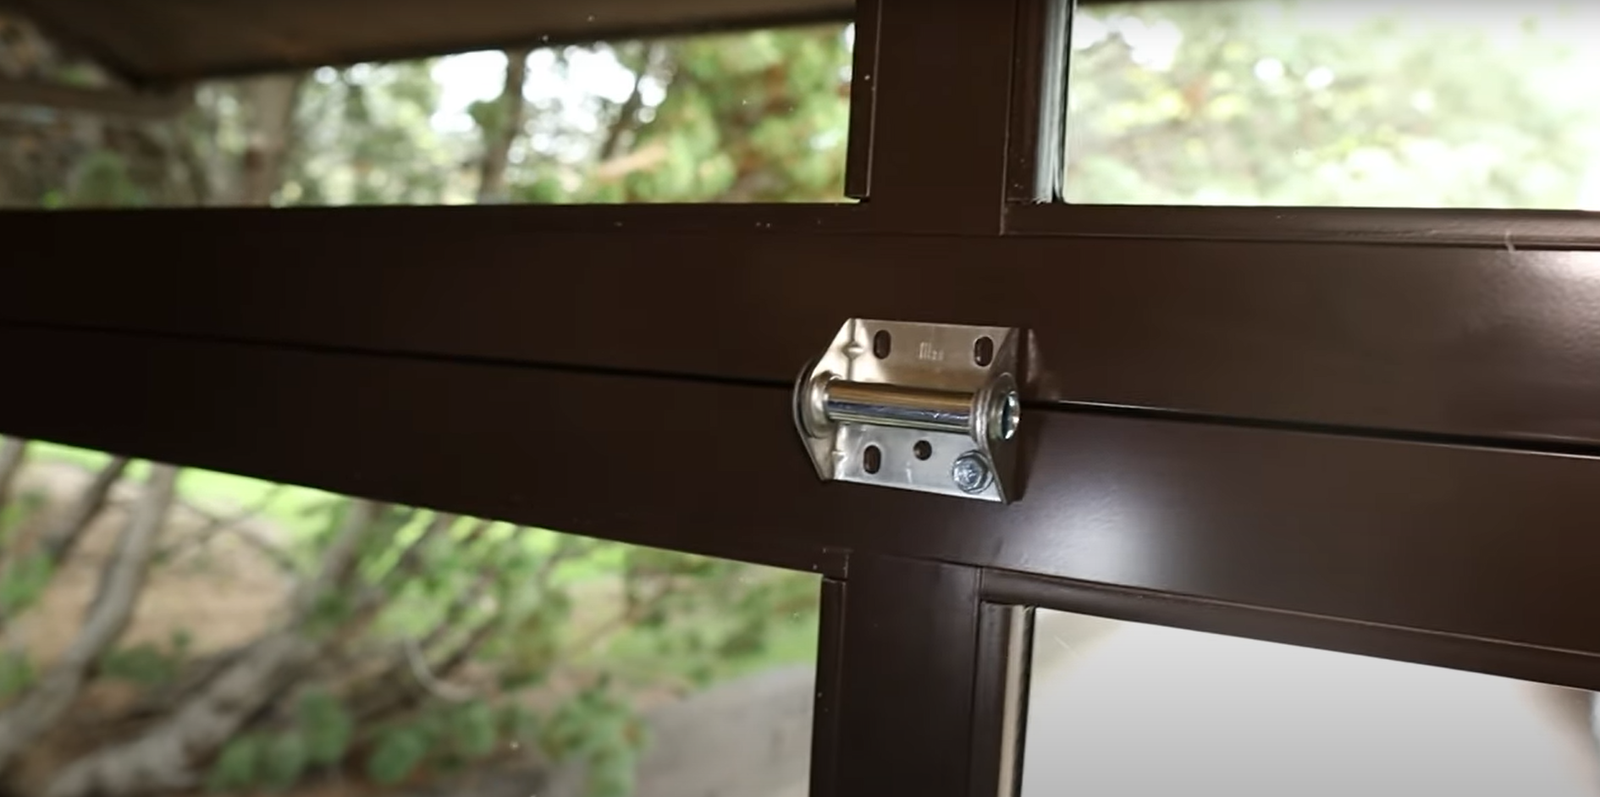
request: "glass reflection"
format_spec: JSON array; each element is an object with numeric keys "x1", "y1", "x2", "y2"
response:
[
  {"x1": 0, "y1": 13, "x2": 853, "y2": 209},
  {"x1": 1065, "y1": 1, "x2": 1600, "y2": 209},
  {"x1": 1021, "y1": 609, "x2": 1600, "y2": 796}
]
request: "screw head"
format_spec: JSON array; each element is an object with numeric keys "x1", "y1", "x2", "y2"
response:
[{"x1": 951, "y1": 451, "x2": 994, "y2": 495}]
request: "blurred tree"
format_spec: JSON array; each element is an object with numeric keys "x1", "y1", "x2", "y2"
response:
[
  {"x1": 0, "y1": 19, "x2": 854, "y2": 209},
  {"x1": 475, "y1": 48, "x2": 531, "y2": 203},
  {"x1": 0, "y1": 15, "x2": 206, "y2": 208},
  {"x1": 509, "y1": 27, "x2": 852, "y2": 203},
  {"x1": 1064, "y1": 1, "x2": 1600, "y2": 207},
  {"x1": 234, "y1": 75, "x2": 307, "y2": 205},
  {"x1": 0, "y1": 476, "x2": 817, "y2": 797},
  {"x1": 284, "y1": 60, "x2": 474, "y2": 205}
]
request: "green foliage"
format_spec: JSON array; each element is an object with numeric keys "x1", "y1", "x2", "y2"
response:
[
  {"x1": 448, "y1": 700, "x2": 500, "y2": 760},
  {"x1": 260, "y1": 732, "x2": 310, "y2": 791},
  {"x1": 366, "y1": 724, "x2": 430, "y2": 785},
  {"x1": 1066, "y1": 1, "x2": 1600, "y2": 207},
  {"x1": 467, "y1": 97, "x2": 508, "y2": 139},
  {"x1": 354, "y1": 505, "x2": 424, "y2": 580},
  {"x1": 359, "y1": 700, "x2": 511, "y2": 787},
  {"x1": 0, "y1": 651, "x2": 34, "y2": 702},
  {"x1": 197, "y1": 693, "x2": 348, "y2": 792},
  {"x1": 0, "y1": 488, "x2": 45, "y2": 542},
  {"x1": 299, "y1": 495, "x2": 356, "y2": 552},
  {"x1": 601, "y1": 547, "x2": 820, "y2": 687},
  {"x1": 63, "y1": 150, "x2": 146, "y2": 207},
  {"x1": 206, "y1": 734, "x2": 266, "y2": 793},
  {"x1": 285, "y1": 61, "x2": 472, "y2": 205},
  {"x1": 99, "y1": 641, "x2": 184, "y2": 688},
  {"x1": 296, "y1": 690, "x2": 355, "y2": 766},
  {"x1": 207, "y1": 729, "x2": 312, "y2": 792},
  {"x1": 304, "y1": 592, "x2": 355, "y2": 636},
  {"x1": 302, "y1": 500, "x2": 422, "y2": 635},
  {"x1": 534, "y1": 26, "x2": 852, "y2": 203},
  {"x1": 0, "y1": 447, "x2": 816, "y2": 797},
  {"x1": 542, "y1": 685, "x2": 645, "y2": 797},
  {"x1": 492, "y1": 588, "x2": 570, "y2": 691},
  {"x1": 502, "y1": 704, "x2": 541, "y2": 746},
  {"x1": 0, "y1": 551, "x2": 54, "y2": 617}
]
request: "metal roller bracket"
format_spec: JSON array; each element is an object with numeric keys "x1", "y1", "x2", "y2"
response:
[{"x1": 794, "y1": 319, "x2": 1025, "y2": 502}]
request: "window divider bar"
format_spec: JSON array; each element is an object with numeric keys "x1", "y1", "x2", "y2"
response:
[
  {"x1": 861, "y1": 0, "x2": 1019, "y2": 233},
  {"x1": 1003, "y1": 202, "x2": 1600, "y2": 248},
  {"x1": 967, "y1": 602, "x2": 1034, "y2": 797},
  {"x1": 1004, "y1": 0, "x2": 1070, "y2": 204},
  {"x1": 981, "y1": 569, "x2": 1600, "y2": 695},
  {"x1": 831, "y1": 554, "x2": 982, "y2": 797},
  {"x1": 809, "y1": 577, "x2": 849, "y2": 797},
  {"x1": 843, "y1": 0, "x2": 881, "y2": 200}
]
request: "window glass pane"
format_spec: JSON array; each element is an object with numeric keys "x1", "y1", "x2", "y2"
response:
[
  {"x1": 1020, "y1": 608, "x2": 1600, "y2": 796},
  {"x1": 1063, "y1": 1, "x2": 1600, "y2": 209},
  {"x1": 0, "y1": 12, "x2": 853, "y2": 208},
  {"x1": 0, "y1": 437, "x2": 820, "y2": 797}
]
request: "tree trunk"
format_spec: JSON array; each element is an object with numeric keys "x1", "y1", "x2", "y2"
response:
[
  {"x1": 598, "y1": 42, "x2": 662, "y2": 163},
  {"x1": 42, "y1": 501, "x2": 383, "y2": 797},
  {"x1": 0, "y1": 464, "x2": 177, "y2": 776},
  {"x1": 476, "y1": 48, "x2": 530, "y2": 204},
  {"x1": 234, "y1": 74, "x2": 306, "y2": 206},
  {"x1": 0, "y1": 437, "x2": 27, "y2": 513},
  {"x1": 43, "y1": 456, "x2": 130, "y2": 563}
]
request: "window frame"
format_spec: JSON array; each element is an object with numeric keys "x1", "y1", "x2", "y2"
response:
[
  {"x1": 1003, "y1": 0, "x2": 1600, "y2": 248},
  {"x1": 6, "y1": 2, "x2": 1600, "y2": 797}
]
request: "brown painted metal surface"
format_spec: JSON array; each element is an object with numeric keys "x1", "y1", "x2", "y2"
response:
[
  {"x1": 832, "y1": 555, "x2": 980, "y2": 797},
  {"x1": 6, "y1": 1, "x2": 1600, "y2": 794},
  {"x1": 8, "y1": 210, "x2": 1600, "y2": 448},
  {"x1": 3, "y1": 325, "x2": 1599, "y2": 686},
  {"x1": 2, "y1": 0, "x2": 854, "y2": 83}
]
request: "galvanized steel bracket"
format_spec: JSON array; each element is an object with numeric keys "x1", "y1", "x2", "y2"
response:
[{"x1": 793, "y1": 319, "x2": 1024, "y2": 503}]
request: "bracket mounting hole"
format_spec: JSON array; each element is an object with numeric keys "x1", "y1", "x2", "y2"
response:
[
  {"x1": 872, "y1": 330, "x2": 892, "y2": 359},
  {"x1": 863, "y1": 445, "x2": 883, "y2": 474},
  {"x1": 973, "y1": 336, "x2": 995, "y2": 367},
  {"x1": 913, "y1": 440, "x2": 933, "y2": 460}
]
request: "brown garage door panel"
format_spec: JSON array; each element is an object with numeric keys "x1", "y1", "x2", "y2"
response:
[
  {"x1": 6, "y1": 0, "x2": 854, "y2": 82},
  {"x1": 2, "y1": 324, "x2": 1598, "y2": 678},
  {"x1": 8, "y1": 208, "x2": 1600, "y2": 447}
]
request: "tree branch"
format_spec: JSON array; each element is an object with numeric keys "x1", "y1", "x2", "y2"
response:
[
  {"x1": 327, "y1": 510, "x2": 457, "y2": 656},
  {"x1": 215, "y1": 523, "x2": 298, "y2": 574},
  {"x1": 379, "y1": 511, "x2": 456, "y2": 590},
  {"x1": 350, "y1": 567, "x2": 498, "y2": 720},
  {"x1": 564, "y1": 579, "x2": 675, "y2": 661},
  {"x1": 347, "y1": 530, "x2": 546, "y2": 719},
  {"x1": 591, "y1": 141, "x2": 669, "y2": 182},
  {"x1": 355, "y1": 533, "x2": 596, "y2": 720},
  {"x1": 0, "y1": 436, "x2": 27, "y2": 515},
  {"x1": 0, "y1": 464, "x2": 177, "y2": 776},
  {"x1": 401, "y1": 635, "x2": 475, "y2": 703},
  {"x1": 43, "y1": 455, "x2": 130, "y2": 564},
  {"x1": 42, "y1": 498, "x2": 389, "y2": 797},
  {"x1": 597, "y1": 42, "x2": 663, "y2": 163},
  {"x1": 476, "y1": 48, "x2": 530, "y2": 204},
  {"x1": 292, "y1": 499, "x2": 383, "y2": 620},
  {"x1": 234, "y1": 72, "x2": 307, "y2": 206},
  {"x1": 155, "y1": 483, "x2": 287, "y2": 565}
]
